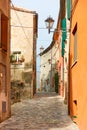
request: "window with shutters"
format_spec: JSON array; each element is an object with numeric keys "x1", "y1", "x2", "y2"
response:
[
  {"x1": 0, "y1": 13, "x2": 8, "y2": 51},
  {"x1": 73, "y1": 23, "x2": 77, "y2": 63}
]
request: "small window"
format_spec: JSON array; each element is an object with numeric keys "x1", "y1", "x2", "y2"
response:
[
  {"x1": 72, "y1": 23, "x2": 77, "y2": 63},
  {"x1": 10, "y1": 51, "x2": 25, "y2": 65},
  {"x1": 1, "y1": 13, "x2": 8, "y2": 51}
]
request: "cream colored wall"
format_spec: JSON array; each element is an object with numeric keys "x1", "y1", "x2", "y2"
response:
[
  {"x1": 11, "y1": 8, "x2": 34, "y2": 88},
  {"x1": 41, "y1": 51, "x2": 51, "y2": 78},
  {"x1": 10, "y1": 8, "x2": 37, "y2": 100},
  {"x1": 40, "y1": 41, "x2": 59, "y2": 92},
  {"x1": 52, "y1": 41, "x2": 59, "y2": 67},
  {"x1": 11, "y1": 9, "x2": 33, "y2": 63}
]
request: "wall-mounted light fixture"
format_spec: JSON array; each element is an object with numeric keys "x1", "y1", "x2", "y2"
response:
[
  {"x1": 48, "y1": 59, "x2": 51, "y2": 64},
  {"x1": 45, "y1": 16, "x2": 54, "y2": 34},
  {"x1": 45, "y1": 16, "x2": 70, "y2": 34}
]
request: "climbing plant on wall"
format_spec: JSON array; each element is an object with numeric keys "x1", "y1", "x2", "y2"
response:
[{"x1": 55, "y1": 72, "x2": 59, "y2": 93}]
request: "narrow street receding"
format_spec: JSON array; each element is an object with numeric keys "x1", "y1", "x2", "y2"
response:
[{"x1": 0, "y1": 93, "x2": 79, "y2": 130}]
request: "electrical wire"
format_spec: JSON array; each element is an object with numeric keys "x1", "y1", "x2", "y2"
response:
[
  {"x1": 11, "y1": 24, "x2": 47, "y2": 30},
  {"x1": 10, "y1": 1, "x2": 61, "y2": 69},
  {"x1": 10, "y1": 1, "x2": 33, "y2": 49}
]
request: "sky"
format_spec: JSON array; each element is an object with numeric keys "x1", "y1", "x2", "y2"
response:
[{"x1": 11, "y1": 0, "x2": 60, "y2": 71}]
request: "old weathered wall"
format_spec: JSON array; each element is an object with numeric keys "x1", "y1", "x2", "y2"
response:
[
  {"x1": 0, "y1": 0, "x2": 11, "y2": 122},
  {"x1": 11, "y1": 7, "x2": 37, "y2": 101}
]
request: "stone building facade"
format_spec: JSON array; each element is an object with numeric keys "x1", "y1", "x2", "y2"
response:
[
  {"x1": 0, "y1": 0, "x2": 11, "y2": 122},
  {"x1": 10, "y1": 6, "x2": 38, "y2": 101},
  {"x1": 40, "y1": 38, "x2": 59, "y2": 92}
]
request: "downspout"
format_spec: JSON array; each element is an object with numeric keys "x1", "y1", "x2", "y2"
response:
[{"x1": 33, "y1": 13, "x2": 38, "y2": 96}]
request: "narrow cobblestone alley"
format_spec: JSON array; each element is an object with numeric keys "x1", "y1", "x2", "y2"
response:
[{"x1": 0, "y1": 93, "x2": 79, "y2": 130}]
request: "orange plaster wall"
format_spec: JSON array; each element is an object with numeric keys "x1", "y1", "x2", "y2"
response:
[
  {"x1": 70, "y1": 1, "x2": 87, "y2": 130},
  {"x1": 0, "y1": 0, "x2": 9, "y2": 16},
  {"x1": 0, "y1": 0, "x2": 11, "y2": 122}
]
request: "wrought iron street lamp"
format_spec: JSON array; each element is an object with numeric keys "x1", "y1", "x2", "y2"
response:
[{"x1": 45, "y1": 16, "x2": 54, "y2": 33}]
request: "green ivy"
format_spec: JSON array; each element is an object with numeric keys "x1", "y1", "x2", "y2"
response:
[{"x1": 55, "y1": 72, "x2": 59, "y2": 93}]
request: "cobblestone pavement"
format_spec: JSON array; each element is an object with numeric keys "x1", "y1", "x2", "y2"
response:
[{"x1": 0, "y1": 92, "x2": 79, "y2": 130}]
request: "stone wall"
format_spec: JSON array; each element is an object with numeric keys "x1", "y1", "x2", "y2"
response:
[{"x1": 10, "y1": 6, "x2": 37, "y2": 103}]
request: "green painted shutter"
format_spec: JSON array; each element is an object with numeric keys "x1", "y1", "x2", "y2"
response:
[
  {"x1": 62, "y1": 18, "x2": 66, "y2": 40},
  {"x1": 67, "y1": 0, "x2": 71, "y2": 19},
  {"x1": 61, "y1": 18, "x2": 66, "y2": 57}
]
